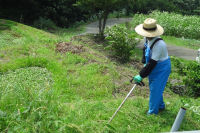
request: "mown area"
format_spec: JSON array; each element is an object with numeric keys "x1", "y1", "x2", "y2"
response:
[{"x1": 0, "y1": 10, "x2": 200, "y2": 133}]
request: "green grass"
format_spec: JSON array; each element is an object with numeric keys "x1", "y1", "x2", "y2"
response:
[
  {"x1": 0, "y1": 67, "x2": 53, "y2": 92},
  {"x1": 0, "y1": 19, "x2": 199, "y2": 132},
  {"x1": 163, "y1": 36, "x2": 200, "y2": 50}
]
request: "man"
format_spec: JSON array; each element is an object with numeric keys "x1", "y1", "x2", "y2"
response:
[{"x1": 133, "y1": 18, "x2": 171, "y2": 115}]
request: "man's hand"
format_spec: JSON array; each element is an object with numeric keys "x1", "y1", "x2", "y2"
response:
[{"x1": 133, "y1": 75, "x2": 143, "y2": 83}]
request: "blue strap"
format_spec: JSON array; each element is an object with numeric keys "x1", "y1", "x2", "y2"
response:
[
  {"x1": 144, "y1": 38, "x2": 163, "y2": 64},
  {"x1": 144, "y1": 39, "x2": 150, "y2": 64},
  {"x1": 150, "y1": 38, "x2": 163, "y2": 50}
]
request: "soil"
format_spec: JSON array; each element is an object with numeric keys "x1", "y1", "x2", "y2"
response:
[
  {"x1": 55, "y1": 42, "x2": 84, "y2": 54},
  {"x1": 168, "y1": 79, "x2": 185, "y2": 95}
]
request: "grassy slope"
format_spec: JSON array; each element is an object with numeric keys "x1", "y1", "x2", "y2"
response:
[{"x1": 0, "y1": 19, "x2": 199, "y2": 133}]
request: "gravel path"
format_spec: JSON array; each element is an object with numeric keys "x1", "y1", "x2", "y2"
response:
[{"x1": 85, "y1": 18, "x2": 198, "y2": 61}]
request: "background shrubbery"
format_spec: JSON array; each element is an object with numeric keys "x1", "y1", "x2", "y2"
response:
[
  {"x1": 33, "y1": 17, "x2": 57, "y2": 30},
  {"x1": 171, "y1": 57, "x2": 200, "y2": 97},
  {"x1": 131, "y1": 11, "x2": 200, "y2": 40},
  {"x1": 0, "y1": 0, "x2": 89, "y2": 27},
  {"x1": 1, "y1": 0, "x2": 200, "y2": 28}
]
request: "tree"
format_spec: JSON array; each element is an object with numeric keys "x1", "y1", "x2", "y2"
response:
[
  {"x1": 172, "y1": 0, "x2": 200, "y2": 15},
  {"x1": 125, "y1": 0, "x2": 176, "y2": 14},
  {"x1": 0, "y1": 0, "x2": 88, "y2": 27},
  {"x1": 76, "y1": 0, "x2": 128, "y2": 37}
]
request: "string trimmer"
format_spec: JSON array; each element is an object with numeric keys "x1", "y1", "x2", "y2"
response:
[
  {"x1": 102, "y1": 80, "x2": 144, "y2": 132},
  {"x1": 108, "y1": 80, "x2": 144, "y2": 123}
]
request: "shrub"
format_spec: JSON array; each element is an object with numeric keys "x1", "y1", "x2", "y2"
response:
[
  {"x1": 131, "y1": 11, "x2": 200, "y2": 40},
  {"x1": 171, "y1": 57, "x2": 186, "y2": 76},
  {"x1": 171, "y1": 57, "x2": 200, "y2": 97},
  {"x1": 105, "y1": 25, "x2": 137, "y2": 63},
  {"x1": 33, "y1": 17, "x2": 57, "y2": 30},
  {"x1": 183, "y1": 62, "x2": 200, "y2": 97}
]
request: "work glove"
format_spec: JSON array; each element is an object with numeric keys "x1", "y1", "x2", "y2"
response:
[{"x1": 133, "y1": 75, "x2": 143, "y2": 83}]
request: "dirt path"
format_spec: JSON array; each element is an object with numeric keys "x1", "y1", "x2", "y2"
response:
[{"x1": 85, "y1": 18, "x2": 198, "y2": 61}]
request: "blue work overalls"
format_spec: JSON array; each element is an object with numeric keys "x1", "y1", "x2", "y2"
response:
[{"x1": 144, "y1": 39, "x2": 171, "y2": 114}]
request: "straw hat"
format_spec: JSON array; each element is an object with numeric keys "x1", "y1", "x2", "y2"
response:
[{"x1": 135, "y1": 18, "x2": 164, "y2": 37}]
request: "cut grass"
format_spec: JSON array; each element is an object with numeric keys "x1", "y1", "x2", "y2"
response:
[{"x1": 0, "y1": 19, "x2": 199, "y2": 132}]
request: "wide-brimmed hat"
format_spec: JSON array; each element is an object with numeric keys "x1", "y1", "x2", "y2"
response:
[{"x1": 135, "y1": 18, "x2": 164, "y2": 37}]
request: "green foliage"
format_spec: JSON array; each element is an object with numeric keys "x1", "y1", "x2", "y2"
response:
[
  {"x1": 105, "y1": 25, "x2": 137, "y2": 63},
  {"x1": 33, "y1": 17, "x2": 56, "y2": 30},
  {"x1": 172, "y1": 0, "x2": 200, "y2": 15},
  {"x1": 0, "y1": 0, "x2": 87, "y2": 27},
  {"x1": 125, "y1": 0, "x2": 200, "y2": 16},
  {"x1": 0, "y1": 19, "x2": 200, "y2": 132},
  {"x1": 1, "y1": 0, "x2": 200, "y2": 29},
  {"x1": 131, "y1": 11, "x2": 200, "y2": 40},
  {"x1": 126, "y1": 0, "x2": 176, "y2": 14},
  {"x1": 171, "y1": 57, "x2": 186, "y2": 75},
  {"x1": 171, "y1": 57, "x2": 200, "y2": 97},
  {"x1": 183, "y1": 62, "x2": 200, "y2": 97},
  {"x1": 76, "y1": 0, "x2": 127, "y2": 12}
]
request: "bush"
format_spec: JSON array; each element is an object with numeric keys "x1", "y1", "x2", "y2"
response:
[
  {"x1": 105, "y1": 25, "x2": 137, "y2": 63},
  {"x1": 33, "y1": 17, "x2": 57, "y2": 30},
  {"x1": 171, "y1": 57, "x2": 186, "y2": 75},
  {"x1": 171, "y1": 57, "x2": 200, "y2": 97},
  {"x1": 183, "y1": 62, "x2": 200, "y2": 97},
  {"x1": 131, "y1": 11, "x2": 200, "y2": 40}
]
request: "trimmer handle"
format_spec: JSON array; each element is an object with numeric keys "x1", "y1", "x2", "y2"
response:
[{"x1": 130, "y1": 79, "x2": 145, "y2": 86}]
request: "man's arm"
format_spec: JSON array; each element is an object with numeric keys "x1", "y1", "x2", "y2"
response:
[
  {"x1": 142, "y1": 47, "x2": 146, "y2": 64},
  {"x1": 139, "y1": 59, "x2": 157, "y2": 78},
  {"x1": 139, "y1": 42, "x2": 164, "y2": 78}
]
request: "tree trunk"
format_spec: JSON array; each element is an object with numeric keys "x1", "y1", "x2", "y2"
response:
[
  {"x1": 102, "y1": 11, "x2": 109, "y2": 35},
  {"x1": 97, "y1": 12, "x2": 103, "y2": 36},
  {"x1": 98, "y1": 15, "x2": 102, "y2": 35},
  {"x1": 99, "y1": 11, "x2": 109, "y2": 38}
]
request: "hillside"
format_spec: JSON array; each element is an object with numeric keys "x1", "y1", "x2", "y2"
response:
[{"x1": 0, "y1": 19, "x2": 199, "y2": 132}]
